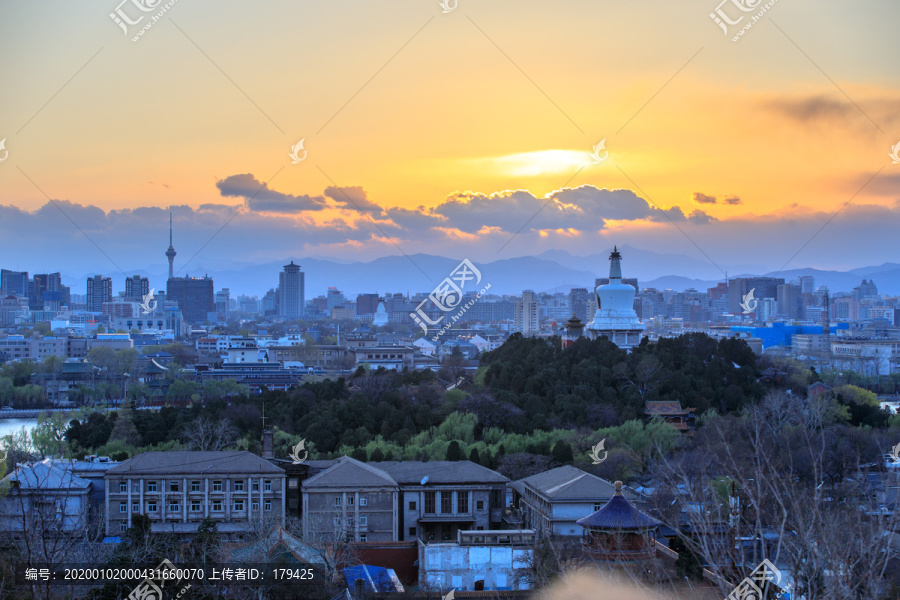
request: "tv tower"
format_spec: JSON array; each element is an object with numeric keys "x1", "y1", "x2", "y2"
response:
[{"x1": 166, "y1": 211, "x2": 177, "y2": 280}]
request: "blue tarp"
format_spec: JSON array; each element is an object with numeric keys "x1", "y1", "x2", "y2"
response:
[{"x1": 343, "y1": 565, "x2": 402, "y2": 593}]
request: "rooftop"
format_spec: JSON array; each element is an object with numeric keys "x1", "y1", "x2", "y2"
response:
[{"x1": 106, "y1": 451, "x2": 284, "y2": 476}]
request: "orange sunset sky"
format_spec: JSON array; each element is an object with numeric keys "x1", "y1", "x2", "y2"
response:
[{"x1": 1, "y1": 0, "x2": 899, "y2": 277}]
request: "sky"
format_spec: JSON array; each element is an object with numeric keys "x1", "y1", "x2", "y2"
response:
[{"x1": 1, "y1": 0, "x2": 899, "y2": 290}]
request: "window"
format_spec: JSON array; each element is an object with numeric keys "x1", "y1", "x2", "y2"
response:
[
  {"x1": 334, "y1": 516, "x2": 341, "y2": 527},
  {"x1": 120, "y1": 522, "x2": 127, "y2": 532},
  {"x1": 264, "y1": 480, "x2": 272, "y2": 491},
  {"x1": 252, "y1": 481, "x2": 259, "y2": 491},
  {"x1": 252, "y1": 502, "x2": 259, "y2": 512},
  {"x1": 334, "y1": 497, "x2": 342, "y2": 507},
  {"x1": 132, "y1": 502, "x2": 139, "y2": 513},
  {"x1": 408, "y1": 500, "x2": 416, "y2": 510},
  {"x1": 147, "y1": 481, "x2": 158, "y2": 492},
  {"x1": 119, "y1": 502, "x2": 127, "y2": 513},
  {"x1": 409, "y1": 527, "x2": 416, "y2": 536},
  {"x1": 360, "y1": 497, "x2": 367, "y2": 507},
  {"x1": 212, "y1": 481, "x2": 223, "y2": 492},
  {"x1": 360, "y1": 534, "x2": 367, "y2": 542},
  {"x1": 191, "y1": 501, "x2": 201, "y2": 512},
  {"x1": 424, "y1": 492, "x2": 436, "y2": 514},
  {"x1": 264, "y1": 500, "x2": 272, "y2": 511},
  {"x1": 440, "y1": 492, "x2": 452, "y2": 514},
  {"x1": 119, "y1": 482, "x2": 127, "y2": 493},
  {"x1": 360, "y1": 516, "x2": 367, "y2": 527},
  {"x1": 593, "y1": 503, "x2": 603, "y2": 512},
  {"x1": 169, "y1": 502, "x2": 180, "y2": 513},
  {"x1": 476, "y1": 500, "x2": 485, "y2": 510},
  {"x1": 148, "y1": 502, "x2": 157, "y2": 512},
  {"x1": 234, "y1": 480, "x2": 244, "y2": 492},
  {"x1": 212, "y1": 500, "x2": 222, "y2": 512},
  {"x1": 288, "y1": 479, "x2": 298, "y2": 489},
  {"x1": 169, "y1": 481, "x2": 179, "y2": 493},
  {"x1": 348, "y1": 496, "x2": 354, "y2": 506},
  {"x1": 234, "y1": 500, "x2": 244, "y2": 511},
  {"x1": 191, "y1": 481, "x2": 200, "y2": 492},
  {"x1": 457, "y1": 492, "x2": 469, "y2": 514}
]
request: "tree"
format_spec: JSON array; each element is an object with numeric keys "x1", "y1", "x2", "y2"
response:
[
  {"x1": 446, "y1": 440, "x2": 463, "y2": 461},
  {"x1": 180, "y1": 416, "x2": 238, "y2": 451},
  {"x1": 551, "y1": 440, "x2": 574, "y2": 465},
  {"x1": 107, "y1": 404, "x2": 141, "y2": 447}
]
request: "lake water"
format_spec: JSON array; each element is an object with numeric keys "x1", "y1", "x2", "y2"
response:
[{"x1": 0, "y1": 418, "x2": 39, "y2": 439}]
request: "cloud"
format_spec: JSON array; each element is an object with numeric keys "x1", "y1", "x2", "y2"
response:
[
  {"x1": 723, "y1": 196, "x2": 742, "y2": 205},
  {"x1": 216, "y1": 173, "x2": 326, "y2": 213},
  {"x1": 324, "y1": 185, "x2": 384, "y2": 215},
  {"x1": 765, "y1": 94, "x2": 900, "y2": 129},
  {"x1": 692, "y1": 192, "x2": 717, "y2": 204}
]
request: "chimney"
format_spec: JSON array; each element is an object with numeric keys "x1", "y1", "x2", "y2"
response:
[{"x1": 262, "y1": 429, "x2": 274, "y2": 460}]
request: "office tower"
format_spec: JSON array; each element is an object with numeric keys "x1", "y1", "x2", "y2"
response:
[
  {"x1": 166, "y1": 275, "x2": 214, "y2": 323},
  {"x1": 278, "y1": 261, "x2": 304, "y2": 319},
  {"x1": 515, "y1": 290, "x2": 539, "y2": 335},
  {"x1": 165, "y1": 212, "x2": 177, "y2": 280},
  {"x1": 799, "y1": 275, "x2": 814, "y2": 294},
  {"x1": 568, "y1": 287, "x2": 590, "y2": 323},
  {"x1": 728, "y1": 277, "x2": 784, "y2": 314},
  {"x1": 125, "y1": 275, "x2": 150, "y2": 301},
  {"x1": 356, "y1": 293, "x2": 380, "y2": 316},
  {"x1": 86, "y1": 275, "x2": 113, "y2": 312},
  {"x1": 326, "y1": 288, "x2": 345, "y2": 310},
  {"x1": 0, "y1": 270, "x2": 28, "y2": 296},
  {"x1": 215, "y1": 288, "x2": 230, "y2": 321}
]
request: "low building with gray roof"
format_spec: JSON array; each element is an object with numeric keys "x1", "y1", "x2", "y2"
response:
[{"x1": 104, "y1": 451, "x2": 285, "y2": 538}]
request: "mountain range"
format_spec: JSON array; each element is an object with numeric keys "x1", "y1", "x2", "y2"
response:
[{"x1": 61, "y1": 245, "x2": 900, "y2": 299}]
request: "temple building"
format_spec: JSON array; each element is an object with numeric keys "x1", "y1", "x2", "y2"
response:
[
  {"x1": 586, "y1": 247, "x2": 645, "y2": 349},
  {"x1": 561, "y1": 314, "x2": 585, "y2": 348},
  {"x1": 576, "y1": 481, "x2": 661, "y2": 561}
]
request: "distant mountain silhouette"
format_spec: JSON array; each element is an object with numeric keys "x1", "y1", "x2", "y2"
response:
[{"x1": 63, "y1": 249, "x2": 900, "y2": 297}]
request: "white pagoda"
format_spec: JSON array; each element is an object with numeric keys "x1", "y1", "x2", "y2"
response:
[{"x1": 586, "y1": 246, "x2": 645, "y2": 350}]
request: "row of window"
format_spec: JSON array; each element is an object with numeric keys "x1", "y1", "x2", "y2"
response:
[
  {"x1": 333, "y1": 515, "x2": 368, "y2": 527},
  {"x1": 119, "y1": 499, "x2": 272, "y2": 514},
  {"x1": 118, "y1": 480, "x2": 273, "y2": 493},
  {"x1": 333, "y1": 496, "x2": 368, "y2": 507},
  {"x1": 419, "y1": 492, "x2": 477, "y2": 515}
]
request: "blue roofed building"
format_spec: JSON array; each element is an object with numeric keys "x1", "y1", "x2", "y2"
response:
[{"x1": 730, "y1": 322, "x2": 849, "y2": 350}]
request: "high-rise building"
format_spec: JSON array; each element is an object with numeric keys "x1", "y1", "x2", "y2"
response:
[
  {"x1": 728, "y1": 277, "x2": 784, "y2": 315},
  {"x1": 86, "y1": 275, "x2": 113, "y2": 312},
  {"x1": 326, "y1": 288, "x2": 345, "y2": 310},
  {"x1": 166, "y1": 275, "x2": 214, "y2": 323},
  {"x1": 0, "y1": 270, "x2": 28, "y2": 296},
  {"x1": 278, "y1": 261, "x2": 304, "y2": 319},
  {"x1": 568, "y1": 288, "x2": 590, "y2": 323},
  {"x1": 515, "y1": 290, "x2": 539, "y2": 335},
  {"x1": 125, "y1": 275, "x2": 150, "y2": 301},
  {"x1": 215, "y1": 288, "x2": 231, "y2": 321},
  {"x1": 799, "y1": 275, "x2": 815, "y2": 294},
  {"x1": 356, "y1": 293, "x2": 380, "y2": 316}
]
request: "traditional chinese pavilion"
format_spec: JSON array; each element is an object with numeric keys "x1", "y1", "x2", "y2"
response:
[
  {"x1": 562, "y1": 314, "x2": 585, "y2": 348},
  {"x1": 576, "y1": 481, "x2": 661, "y2": 561},
  {"x1": 644, "y1": 400, "x2": 695, "y2": 434}
]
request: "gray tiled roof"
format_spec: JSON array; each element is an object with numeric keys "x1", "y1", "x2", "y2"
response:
[
  {"x1": 303, "y1": 457, "x2": 397, "y2": 489},
  {"x1": 106, "y1": 451, "x2": 284, "y2": 476},
  {"x1": 376, "y1": 461, "x2": 508, "y2": 485},
  {"x1": 303, "y1": 458, "x2": 508, "y2": 488},
  {"x1": 6, "y1": 460, "x2": 91, "y2": 490},
  {"x1": 516, "y1": 466, "x2": 632, "y2": 500}
]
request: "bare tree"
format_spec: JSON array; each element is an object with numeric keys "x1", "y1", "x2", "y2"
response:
[{"x1": 180, "y1": 416, "x2": 238, "y2": 451}]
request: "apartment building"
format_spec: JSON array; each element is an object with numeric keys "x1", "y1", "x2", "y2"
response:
[
  {"x1": 105, "y1": 451, "x2": 286, "y2": 537},
  {"x1": 302, "y1": 457, "x2": 508, "y2": 544}
]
